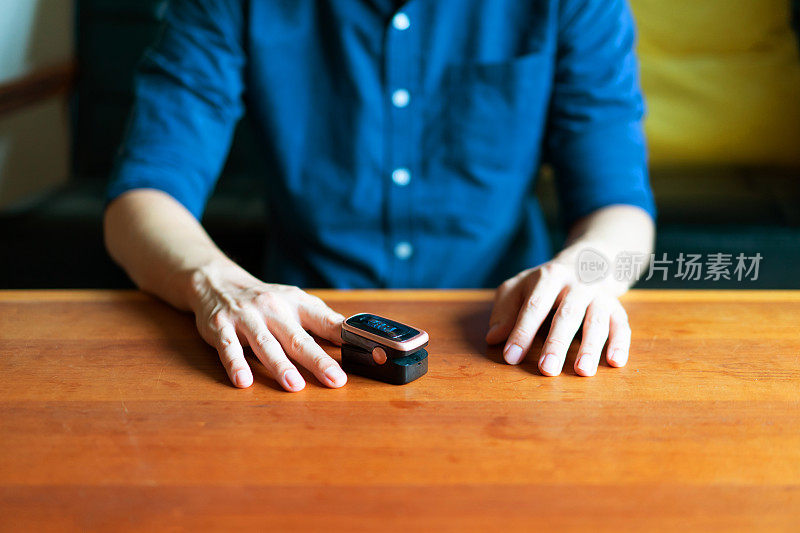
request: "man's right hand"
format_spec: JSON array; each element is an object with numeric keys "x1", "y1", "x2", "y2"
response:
[{"x1": 187, "y1": 262, "x2": 347, "y2": 391}]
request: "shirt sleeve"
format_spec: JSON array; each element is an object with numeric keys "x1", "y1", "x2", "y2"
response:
[
  {"x1": 545, "y1": 0, "x2": 656, "y2": 227},
  {"x1": 106, "y1": 0, "x2": 246, "y2": 219}
]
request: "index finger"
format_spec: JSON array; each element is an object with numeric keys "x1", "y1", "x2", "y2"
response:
[
  {"x1": 503, "y1": 278, "x2": 563, "y2": 365},
  {"x1": 270, "y1": 315, "x2": 348, "y2": 389},
  {"x1": 297, "y1": 293, "x2": 345, "y2": 345}
]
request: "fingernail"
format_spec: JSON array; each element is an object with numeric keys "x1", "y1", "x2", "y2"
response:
[
  {"x1": 540, "y1": 354, "x2": 561, "y2": 376},
  {"x1": 576, "y1": 355, "x2": 596, "y2": 376},
  {"x1": 324, "y1": 366, "x2": 347, "y2": 387},
  {"x1": 283, "y1": 368, "x2": 305, "y2": 390},
  {"x1": 504, "y1": 344, "x2": 524, "y2": 365},
  {"x1": 609, "y1": 348, "x2": 628, "y2": 366},
  {"x1": 234, "y1": 369, "x2": 253, "y2": 388},
  {"x1": 486, "y1": 323, "x2": 500, "y2": 340}
]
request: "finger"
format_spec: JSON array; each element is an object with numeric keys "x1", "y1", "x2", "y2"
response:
[
  {"x1": 503, "y1": 276, "x2": 563, "y2": 365},
  {"x1": 538, "y1": 289, "x2": 593, "y2": 376},
  {"x1": 486, "y1": 276, "x2": 524, "y2": 344},
  {"x1": 607, "y1": 303, "x2": 632, "y2": 367},
  {"x1": 574, "y1": 300, "x2": 611, "y2": 377},
  {"x1": 239, "y1": 312, "x2": 306, "y2": 392},
  {"x1": 297, "y1": 293, "x2": 345, "y2": 345},
  {"x1": 209, "y1": 319, "x2": 253, "y2": 389},
  {"x1": 270, "y1": 317, "x2": 347, "y2": 388}
]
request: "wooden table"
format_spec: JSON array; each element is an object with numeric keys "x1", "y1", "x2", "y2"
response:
[{"x1": 1, "y1": 290, "x2": 799, "y2": 532}]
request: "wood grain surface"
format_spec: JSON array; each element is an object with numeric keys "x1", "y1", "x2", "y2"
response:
[{"x1": 1, "y1": 290, "x2": 799, "y2": 532}]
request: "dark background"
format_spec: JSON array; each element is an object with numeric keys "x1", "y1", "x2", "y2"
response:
[{"x1": 1, "y1": 0, "x2": 799, "y2": 289}]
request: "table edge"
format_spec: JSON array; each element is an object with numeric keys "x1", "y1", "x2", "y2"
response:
[{"x1": 1, "y1": 289, "x2": 799, "y2": 303}]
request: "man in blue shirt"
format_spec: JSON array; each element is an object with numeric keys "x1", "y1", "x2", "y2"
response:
[{"x1": 105, "y1": 0, "x2": 656, "y2": 391}]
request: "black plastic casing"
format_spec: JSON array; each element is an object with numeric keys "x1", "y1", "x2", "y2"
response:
[{"x1": 340, "y1": 344, "x2": 428, "y2": 385}]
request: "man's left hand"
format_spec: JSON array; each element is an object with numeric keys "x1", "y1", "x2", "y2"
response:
[{"x1": 485, "y1": 259, "x2": 631, "y2": 377}]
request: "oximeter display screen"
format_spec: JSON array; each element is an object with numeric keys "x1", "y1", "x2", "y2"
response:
[{"x1": 346, "y1": 314, "x2": 420, "y2": 341}]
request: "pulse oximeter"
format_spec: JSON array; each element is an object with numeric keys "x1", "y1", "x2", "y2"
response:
[{"x1": 340, "y1": 313, "x2": 429, "y2": 385}]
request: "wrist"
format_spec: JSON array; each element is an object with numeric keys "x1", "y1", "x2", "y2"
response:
[
  {"x1": 552, "y1": 240, "x2": 637, "y2": 295},
  {"x1": 182, "y1": 258, "x2": 253, "y2": 312},
  {"x1": 553, "y1": 239, "x2": 612, "y2": 267}
]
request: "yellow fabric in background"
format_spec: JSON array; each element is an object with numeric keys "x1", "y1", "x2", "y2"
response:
[{"x1": 630, "y1": 0, "x2": 800, "y2": 166}]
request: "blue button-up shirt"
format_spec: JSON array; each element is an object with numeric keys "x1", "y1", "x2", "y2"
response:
[{"x1": 107, "y1": 0, "x2": 655, "y2": 289}]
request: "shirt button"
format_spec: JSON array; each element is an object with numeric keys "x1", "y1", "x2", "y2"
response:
[
  {"x1": 392, "y1": 12, "x2": 411, "y2": 31},
  {"x1": 394, "y1": 241, "x2": 413, "y2": 260},
  {"x1": 392, "y1": 168, "x2": 411, "y2": 186},
  {"x1": 392, "y1": 89, "x2": 410, "y2": 108}
]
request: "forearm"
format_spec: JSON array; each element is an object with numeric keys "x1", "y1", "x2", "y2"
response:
[
  {"x1": 554, "y1": 204, "x2": 655, "y2": 291},
  {"x1": 103, "y1": 189, "x2": 247, "y2": 311},
  {"x1": 103, "y1": 188, "x2": 346, "y2": 391}
]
